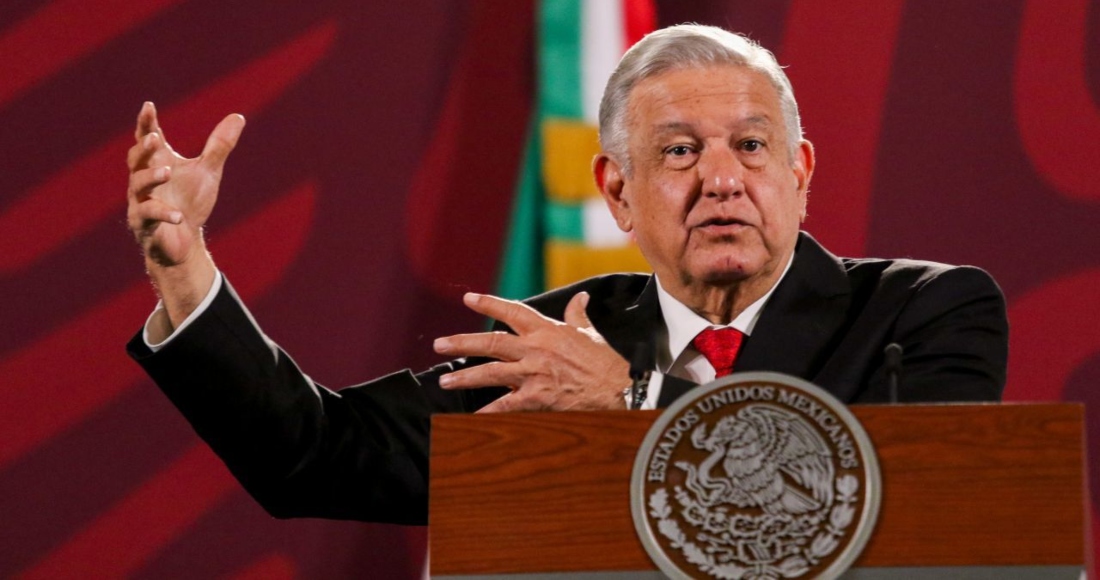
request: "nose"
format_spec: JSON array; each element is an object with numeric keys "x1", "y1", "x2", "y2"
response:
[{"x1": 697, "y1": 146, "x2": 742, "y2": 199}]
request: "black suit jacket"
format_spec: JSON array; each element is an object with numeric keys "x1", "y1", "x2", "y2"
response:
[{"x1": 127, "y1": 233, "x2": 1007, "y2": 525}]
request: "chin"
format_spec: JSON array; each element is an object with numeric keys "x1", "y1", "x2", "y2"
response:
[
  {"x1": 696, "y1": 264, "x2": 756, "y2": 285},
  {"x1": 699, "y1": 270, "x2": 751, "y2": 285},
  {"x1": 687, "y1": 251, "x2": 770, "y2": 284}
]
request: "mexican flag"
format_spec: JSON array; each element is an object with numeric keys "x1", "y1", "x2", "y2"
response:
[{"x1": 496, "y1": 0, "x2": 657, "y2": 300}]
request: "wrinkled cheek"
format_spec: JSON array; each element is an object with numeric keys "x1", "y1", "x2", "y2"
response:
[
  {"x1": 637, "y1": 230, "x2": 688, "y2": 279},
  {"x1": 626, "y1": 228, "x2": 664, "y2": 269}
]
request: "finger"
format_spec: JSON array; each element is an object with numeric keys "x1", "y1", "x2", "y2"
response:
[
  {"x1": 133, "y1": 101, "x2": 165, "y2": 141},
  {"x1": 128, "y1": 165, "x2": 171, "y2": 201},
  {"x1": 563, "y1": 291, "x2": 592, "y2": 328},
  {"x1": 133, "y1": 102, "x2": 152, "y2": 140},
  {"x1": 438, "y1": 361, "x2": 523, "y2": 391},
  {"x1": 127, "y1": 132, "x2": 163, "y2": 171},
  {"x1": 130, "y1": 197, "x2": 183, "y2": 228},
  {"x1": 463, "y1": 292, "x2": 549, "y2": 334},
  {"x1": 433, "y1": 331, "x2": 525, "y2": 360},
  {"x1": 200, "y1": 113, "x2": 246, "y2": 172}
]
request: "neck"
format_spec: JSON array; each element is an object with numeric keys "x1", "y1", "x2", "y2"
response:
[{"x1": 685, "y1": 280, "x2": 769, "y2": 325}]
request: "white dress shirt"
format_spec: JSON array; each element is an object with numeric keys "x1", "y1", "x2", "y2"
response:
[
  {"x1": 638, "y1": 255, "x2": 793, "y2": 409},
  {"x1": 143, "y1": 273, "x2": 224, "y2": 352}
]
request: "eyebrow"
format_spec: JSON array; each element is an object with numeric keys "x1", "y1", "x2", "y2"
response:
[
  {"x1": 651, "y1": 115, "x2": 776, "y2": 135},
  {"x1": 651, "y1": 121, "x2": 695, "y2": 135}
]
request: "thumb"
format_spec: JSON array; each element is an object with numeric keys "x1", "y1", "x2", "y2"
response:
[
  {"x1": 200, "y1": 113, "x2": 246, "y2": 171},
  {"x1": 563, "y1": 291, "x2": 592, "y2": 328}
]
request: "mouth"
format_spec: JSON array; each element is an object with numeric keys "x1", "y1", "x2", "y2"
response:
[{"x1": 694, "y1": 217, "x2": 750, "y2": 233}]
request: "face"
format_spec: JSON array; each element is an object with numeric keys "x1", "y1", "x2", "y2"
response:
[{"x1": 596, "y1": 65, "x2": 814, "y2": 301}]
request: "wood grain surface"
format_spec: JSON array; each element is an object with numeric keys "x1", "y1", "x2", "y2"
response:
[{"x1": 429, "y1": 404, "x2": 1086, "y2": 575}]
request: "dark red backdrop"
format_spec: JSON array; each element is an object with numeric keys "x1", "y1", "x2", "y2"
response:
[{"x1": 1, "y1": 1, "x2": 1096, "y2": 577}]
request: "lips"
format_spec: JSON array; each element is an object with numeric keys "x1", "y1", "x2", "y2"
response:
[
  {"x1": 691, "y1": 216, "x2": 752, "y2": 239},
  {"x1": 697, "y1": 217, "x2": 748, "y2": 228}
]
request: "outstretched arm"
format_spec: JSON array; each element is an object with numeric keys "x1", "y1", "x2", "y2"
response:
[{"x1": 126, "y1": 102, "x2": 245, "y2": 339}]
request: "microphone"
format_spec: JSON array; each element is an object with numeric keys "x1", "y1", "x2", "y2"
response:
[
  {"x1": 628, "y1": 340, "x2": 655, "y2": 410},
  {"x1": 884, "y1": 343, "x2": 903, "y2": 403}
]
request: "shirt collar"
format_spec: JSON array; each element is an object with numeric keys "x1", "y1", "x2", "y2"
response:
[{"x1": 654, "y1": 252, "x2": 794, "y2": 369}]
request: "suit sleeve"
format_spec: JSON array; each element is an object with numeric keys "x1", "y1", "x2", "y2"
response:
[
  {"x1": 872, "y1": 265, "x2": 1009, "y2": 402},
  {"x1": 127, "y1": 278, "x2": 477, "y2": 525}
]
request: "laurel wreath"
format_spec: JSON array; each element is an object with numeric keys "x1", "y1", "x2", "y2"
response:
[
  {"x1": 648, "y1": 475, "x2": 859, "y2": 579},
  {"x1": 649, "y1": 488, "x2": 748, "y2": 579}
]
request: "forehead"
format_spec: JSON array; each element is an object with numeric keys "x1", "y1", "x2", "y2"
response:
[{"x1": 626, "y1": 65, "x2": 784, "y2": 135}]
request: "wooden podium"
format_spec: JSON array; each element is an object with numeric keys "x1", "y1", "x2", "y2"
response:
[{"x1": 430, "y1": 404, "x2": 1088, "y2": 578}]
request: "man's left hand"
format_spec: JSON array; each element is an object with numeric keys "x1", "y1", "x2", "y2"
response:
[{"x1": 433, "y1": 291, "x2": 631, "y2": 412}]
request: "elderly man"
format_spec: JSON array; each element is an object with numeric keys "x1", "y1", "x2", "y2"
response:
[{"x1": 126, "y1": 25, "x2": 1007, "y2": 524}]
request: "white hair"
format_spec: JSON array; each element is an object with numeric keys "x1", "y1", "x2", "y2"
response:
[{"x1": 598, "y1": 24, "x2": 803, "y2": 173}]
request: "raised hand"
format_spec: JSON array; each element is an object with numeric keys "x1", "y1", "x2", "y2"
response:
[
  {"x1": 433, "y1": 291, "x2": 632, "y2": 412},
  {"x1": 126, "y1": 102, "x2": 245, "y2": 267},
  {"x1": 126, "y1": 102, "x2": 245, "y2": 330}
]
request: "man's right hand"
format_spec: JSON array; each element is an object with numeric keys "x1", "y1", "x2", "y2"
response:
[{"x1": 126, "y1": 102, "x2": 245, "y2": 330}]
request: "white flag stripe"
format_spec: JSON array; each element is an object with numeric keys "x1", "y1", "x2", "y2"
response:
[
  {"x1": 581, "y1": 0, "x2": 624, "y2": 124},
  {"x1": 583, "y1": 197, "x2": 631, "y2": 247}
]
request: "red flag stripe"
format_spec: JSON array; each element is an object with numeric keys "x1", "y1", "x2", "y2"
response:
[
  {"x1": 0, "y1": 181, "x2": 318, "y2": 470},
  {"x1": 621, "y1": 0, "x2": 656, "y2": 49},
  {"x1": 0, "y1": 0, "x2": 186, "y2": 109},
  {"x1": 0, "y1": 20, "x2": 336, "y2": 274}
]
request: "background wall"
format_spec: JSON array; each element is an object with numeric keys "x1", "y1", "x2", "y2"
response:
[{"x1": 1, "y1": 0, "x2": 1096, "y2": 577}]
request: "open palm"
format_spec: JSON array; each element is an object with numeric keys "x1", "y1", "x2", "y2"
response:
[{"x1": 126, "y1": 102, "x2": 245, "y2": 266}]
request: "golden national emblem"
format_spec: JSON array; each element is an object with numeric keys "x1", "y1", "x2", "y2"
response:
[{"x1": 631, "y1": 372, "x2": 882, "y2": 579}]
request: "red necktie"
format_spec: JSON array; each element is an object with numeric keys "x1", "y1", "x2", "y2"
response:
[{"x1": 692, "y1": 327, "x2": 744, "y2": 378}]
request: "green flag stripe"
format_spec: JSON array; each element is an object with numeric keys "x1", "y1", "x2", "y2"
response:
[
  {"x1": 494, "y1": 116, "x2": 545, "y2": 301},
  {"x1": 544, "y1": 199, "x2": 585, "y2": 242},
  {"x1": 496, "y1": 0, "x2": 587, "y2": 301},
  {"x1": 539, "y1": 0, "x2": 582, "y2": 119}
]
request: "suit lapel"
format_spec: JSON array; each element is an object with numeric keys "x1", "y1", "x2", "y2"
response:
[
  {"x1": 608, "y1": 234, "x2": 853, "y2": 407},
  {"x1": 659, "y1": 234, "x2": 854, "y2": 407},
  {"x1": 735, "y1": 233, "x2": 851, "y2": 386},
  {"x1": 592, "y1": 277, "x2": 697, "y2": 408},
  {"x1": 598, "y1": 276, "x2": 664, "y2": 363},
  {"x1": 657, "y1": 374, "x2": 698, "y2": 408}
]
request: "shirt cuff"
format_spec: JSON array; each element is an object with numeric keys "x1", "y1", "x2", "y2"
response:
[
  {"x1": 143, "y1": 272, "x2": 224, "y2": 352},
  {"x1": 642, "y1": 371, "x2": 664, "y2": 410}
]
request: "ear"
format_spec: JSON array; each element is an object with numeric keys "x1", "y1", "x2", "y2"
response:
[
  {"x1": 793, "y1": 140, "x2": 815, "y2": 222},
  {"x1": 594, "y1": 153, "x2": 633, "y2": 232}
]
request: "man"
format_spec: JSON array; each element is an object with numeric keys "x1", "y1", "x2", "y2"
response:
[{"x1": 126, "y1": 25, "x2": 1007, "y2": 525}]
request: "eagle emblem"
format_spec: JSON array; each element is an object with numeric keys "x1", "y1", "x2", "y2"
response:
[
  {"x1": 632, "y1": 373, "x2": 881, "y2": 580},
  {"x1": 677, "y1": 405, "x2": 833, "y2": 516}
]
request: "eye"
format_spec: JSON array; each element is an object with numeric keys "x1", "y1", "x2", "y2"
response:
[
  {"x1": 667, "y1": 145, "x2": 694, "y2": 157},
  {"x1": 662, "y1": 143, "x2": 699, "y2": 169},
  {"x1": 740, "y1": 139, "x2": 765, "y2": 153}
]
